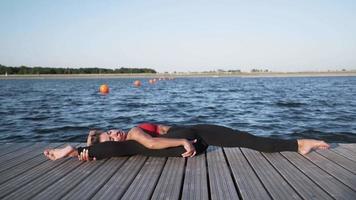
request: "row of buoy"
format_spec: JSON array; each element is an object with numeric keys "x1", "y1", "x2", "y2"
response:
[
  {"x1": 135, "y1": 77, "x2": 175, "y2": 87},
  {"x1": 99, "y1": 77, "x2": 175, "y2": 94}
]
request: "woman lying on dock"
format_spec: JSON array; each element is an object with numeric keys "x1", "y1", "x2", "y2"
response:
[{"x1": 44, "y1": 123, "x2": 330, "y2": 161}]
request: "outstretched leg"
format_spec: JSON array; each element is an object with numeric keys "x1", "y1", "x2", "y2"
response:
[
  {"x1": 77, "y1": 140, "x2": 208, "y2": 160},
  {"x1": 190, "y1": 124, "x2": 329, "y2": 154},
  {"x1": 45, "y1": 140, "x2": 208, "y2": 161}
]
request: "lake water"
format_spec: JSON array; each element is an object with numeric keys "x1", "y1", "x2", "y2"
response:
[{"x1": 0, "y1": 76, "x2": 355, "y2": 143}]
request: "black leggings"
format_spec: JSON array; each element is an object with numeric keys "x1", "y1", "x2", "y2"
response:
[{"x1": 78, "y1": 124, "x2": 298, "y2": 159}]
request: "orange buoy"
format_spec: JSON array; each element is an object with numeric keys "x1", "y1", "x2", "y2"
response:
[
  {"x1": 99, "y1": 84, "x2": 110, "y2": 94},
  {"x1": 134, "y1": 80, "x2": 141, "y2": 87}
]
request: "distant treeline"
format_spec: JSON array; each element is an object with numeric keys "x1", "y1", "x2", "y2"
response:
[{"x1": 0, "y1": 64, "x2": 156, "y2": 74}]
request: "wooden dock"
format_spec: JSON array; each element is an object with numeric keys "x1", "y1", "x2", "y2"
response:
[{"x1": 0, "y1": 143, "x2": 355, "y2": 200}]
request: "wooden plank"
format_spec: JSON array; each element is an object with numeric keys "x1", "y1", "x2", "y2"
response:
[
  {"x1": 206, "y1": 146, "x2": 240, "y2": 200},
  {"x1": 0, "y1": 143, "x2": 33, "y2": 156},
  {"x1": 60, "y1": 157, "x2": 127, "y2": 200},
  {"x1": 0, "y1": 144, "x2": 80, "y2": 198},
  {"x1": 121, "y1": 157, "x2": 166, "y2": 200},
  {"x1": 0, "y1": 143, "x2": 32, "y2": 157},
  {"x1": 0, "y1": 143, "x2": 62, "y2": 185},
  {"x1": 331, "y1": 145, "x2": 356, "y2": 162},
  {"x1": 224, "y1": 147, "x2": 271, "y2": 200},
  {"x1": 0, "y1": 143, "x2": 49, "y2": 172},
  {"x1": 282, "y1": 152, "x2": 356, "y2": 199},
  {"x1": 0, "y1": 143, "x2": 355, "y2": 200},
  {"x1": 31, "y1": 159, "x2": 107, "y2": 200},
  {"x1": 1, "y1": 158, "x2": 83, "y2": 199},
  {"x1": 151, "y1": 157, "x2": 185, "y2": 200},
  {"x1": 241, "y1": 148, "x2": 301, "y2": 200},
  {"x1": 0, "y1": 143, "x2": 33, "y2": 158},
  {"x1": 303, "y1": 151, "x2": 356, "y2": 190},
  {"x1": 181, "y1": 152, "x2": 209, "y2": 200},
  {"x1": 0, "y1": 158, "x2": 74, "y2": 199},
  {"x1": 91, "y1": 156, "x2": 147, "y2": 200},
  {"x1": 316, "y1": 149, "x2": 356, "y2": 174},
  {"x1": 263, "y1": 152, "x2": 333, "y2": 200},
  {"x1": 338, "y1": 143, "x2": 356, "y2": 152}
]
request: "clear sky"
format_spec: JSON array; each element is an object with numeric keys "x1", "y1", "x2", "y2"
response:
[{"x1": 1, "y1": 0, "x2": 355, "y2": 72}]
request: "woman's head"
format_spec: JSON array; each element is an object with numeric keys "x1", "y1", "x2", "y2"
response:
[{"x1": 87, "y1": 129, "x2": 127, "y2": 146}]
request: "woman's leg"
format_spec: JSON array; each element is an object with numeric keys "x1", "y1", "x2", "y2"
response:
[
  {"x1": 191, "y1": 124, "x2": 298, "y2": 152},
  {"x1": 78, "y1": 141, "x2": 141, "y2": 159},
  {"x1": 77, "y1": 140, "x2": 208, "y2": 159}
]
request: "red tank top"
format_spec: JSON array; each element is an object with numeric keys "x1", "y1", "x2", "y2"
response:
[{"x1": 138, "y1": 123, "x2": 160, "y2": 136}]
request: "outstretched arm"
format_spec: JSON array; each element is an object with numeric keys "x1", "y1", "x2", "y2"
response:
[
  {"x1": 128, "y1": 127, "x2": 184, "y2": 148},
  {"x1": 128, "y1": 127, "x2": 196, "y2": 157}
]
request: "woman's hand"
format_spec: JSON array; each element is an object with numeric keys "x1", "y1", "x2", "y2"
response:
[
  {"x1": 78, "y1": 149, "x2": 96, "y2": 161},
  {"x1": 181, "y1": 139, "x2": 197, "y2": 158}
]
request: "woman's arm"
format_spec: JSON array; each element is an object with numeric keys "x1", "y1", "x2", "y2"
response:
[
  {"x1": 127, "y1": 127, "x2": 196, "y2": 157},
  {"x1": 128, "y1": 127, "x2": 184, "y2": 149}
]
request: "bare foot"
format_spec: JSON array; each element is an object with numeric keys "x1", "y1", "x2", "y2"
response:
[
  {"x1": 43, "y1": 145, "x2": 76, "y2": 160},
  {"x1": 297, "y1": 139, "x2": 330, "y2": 155}
]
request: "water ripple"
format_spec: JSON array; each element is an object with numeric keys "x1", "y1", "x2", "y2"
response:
[{"x1": 0, "y1": 77, "x2": 355, "y2": 143}]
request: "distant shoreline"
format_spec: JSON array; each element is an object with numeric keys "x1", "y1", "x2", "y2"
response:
[{"x1": 1, "y1": 71, "x2": 356, "y2": 79}]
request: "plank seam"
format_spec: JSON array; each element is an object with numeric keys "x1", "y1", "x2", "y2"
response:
[
  {"x1": 148, "y1": 157, "x2": 168, "y2": 200},
  {"x1": 2, "y1": 143, "x2": 83, "y2": 199},
  {"x1": 86, "y1": 157, "x2": 130, "y2": 200},
  {"x1": 0, "y1": 143, "x2": 33, "y2": 157},
  {"x1": 222, "y1": 147, "x2": 242, "y2": 200},
  {"x1": 315, "y1": 151, "x2": 356, "y2": 175},
  {"x1": 178, "y1": 157, "x2": 187, "y2": 200},
  {"x1": 261, "y1": 152, "x2": 306, "y2": 199},
  {"x1": 116, "y1": 156, "x2": 149, "y2": 200},
  {"x1": 0, "y1": 143, "x2": 63, "y2": 185},
  {"x1": 301, "y1": 153, "x2": 356, "y2": 192},
  {"x1": 330, "y1": 148, "x2": 356, "y2": 163},
  {"x1": 339, "y1": 144, "x2": 356, "y2": 152},
  {"x1": 0, "y1": 143, "x2": 50, "y2": 172},
  {"x1": 280, "y1": 152, "x2": 343, "y2": 198},
  {"x1": 0, "y1": 158, "x2": 78, "y2": 199},
  {"x1": 53, "y1": 159, "x2": 109, "y2": 199},
  {"x1": 3, "y1": 159, "x2": 85, "y2": 200},
  {"x1": 0, "y1": 144, "x2": 83, "y2": 199},
  {"x1": 205, "y1": 151, "x2": 212, "y2": 200},
  {"x1": 240, "y1": 148, "x2": 273, "y2": 199}
]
